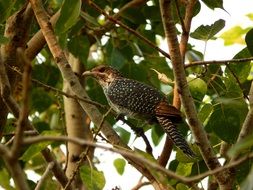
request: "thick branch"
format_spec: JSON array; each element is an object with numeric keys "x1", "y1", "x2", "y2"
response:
[
  {"x1": 26, "y1": 10, "x2": 60, "y2": 60},
  {"x1": 64, "y1": 54, "x2": 93, "y2": 188},
  {"x1": 158, "y1": 0, "x2": 197, "y2": 167},
  {"x1": 159, "y1": 0, "x2": 233, "y2": 189},
  {"x1": 0, "y1": 3, "x2": 33, "y2": 137}
]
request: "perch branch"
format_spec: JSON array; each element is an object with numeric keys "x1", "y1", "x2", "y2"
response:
[{"x1": 22, "y1": 135, "x2": 253, "y2": 185}]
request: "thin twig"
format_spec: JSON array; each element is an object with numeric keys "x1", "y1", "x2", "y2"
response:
[
  {"x1": 3, "y1": 130, "x2": 38, "y2": 137},
  {"x1": 5, "y1": 63, "x2": 106, "y2": 109},
  {"x1": 225, "y1": 64, "x2": 249, "y2": 100},
  {"x1": 94, "y1": 108, "x2": 113, "y2": 139},
  {"x1": 11, "y1": 49, "x2": 32, "y2": 159},
  {"x1": 92, "y1": 0, "x2": 147, "y2": 34},
  {"x1": 35, "y1": 162, "x2": 55, "y2": 190},
  {"x1": 131, "y1": 181, "x2": 151, "y2": 190},
  {"x1": 88, "y1": 1, "x2": 171, "y2": 59},
  {"x1": 175, "y1": 0, "x2": 186, "y2": 33},
  {"x1": 185, "y1": 57, "x2": 253, "y2": 68}
]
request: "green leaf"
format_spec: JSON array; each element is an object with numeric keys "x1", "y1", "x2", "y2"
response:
[
  {"x1": 186, "y1": 49, "x2": 203, "y2": 62},
  {"x1": 176, "y1": 183, "x2": 189, "y2": 190},
  {"x1": 121, "y1": 8, "x2": 146, "y2": 24},
  {"x1": 151, "y1": 125, "x2": 164, "y2": 146},
  {"x1": 67, "y1": 35, "x2": 90, "y2": 63},
  {"x1": 21, "y1": 131, "x2": 60, "y2": 161},
  {"x1": 0, "y1": 0, "x2": 16, "y2": 23},
  {"x1": 205, "y1": 65, "x2": 226, "y2": 96},
  {"x1": 110, "y1": 48, "x2": 126, "y2": 69},
  {"x1": 32, "y1": 65, "x2": 61, "y2": 87},
  {"x1": 80, "y1": 165, "x2": 105, "y2": 190},
  {"x1": 246, "y1": 13, "x2": 253, "y2": 21},
  {"x1": 50, "y1": 112, "x2": 60, "y2": 130},
  {"x1": 220, "y1": 26, "x2": 250, "y2": 46},
  {"x1": 80, "y1": 11, "x2": 100, "y2": 26},
  {"x1": 31, "y1": 88, "x2": 53, "y2": 113},
  {"x1": 0, "y1": 36, "x2": 9, "y2": 44},
  {"x1": 33, "y1": 121, "x2": 50, "y2": 133},
  {"x1": 201, "y1": 0, "x2": 224, "y2": 10},
  {"x1": 191, "y1": 19, "x2": 225, "y2": 41},
  {"x1": 226, "y1": 48, "x2": 251, "y2": 82},
  {"x1": 236, "y1": 159, "x2": 253, "y2": 184},
  {"x1": 176, "y1": 162, "x2": 193, "y2": 176},
  {"x1": 134, "y1": 148, "x2": 156, "y2": 162},
  {"x1": 245, "y1": 28, "x2": 253, "y2": 56},
  {"x1": 241, "y1": 165, "x2": 253, "y2": 190},
  {"x1": 55, "y1": 0, "x2": 81, "y2": 34},
  {"x1": 198, "y1": 104, "x2": 213, "y2": 124},
  {"x1": 205, "y1": 104, "x2": 243, "y2": 143},
  {"x1": 114, "y1": 126, "x2": 131, "y2": 144},
  {"x1": 227, "y1": 133, "x2": 253, "y2": 157},
  {"x1": 113, "y1": 158, "x2": 126, "y2": 175},
  {"x1": 142, "y1": 6, "x2": 161, "y2": 22},
  {"x1": 225, "y1": 48, "x2": 251, "y2": 82},
  {"x1": 0, "y1": 168, "x2": 15, "y2": 190}
]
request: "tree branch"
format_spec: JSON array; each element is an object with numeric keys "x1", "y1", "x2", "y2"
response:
[
  {"x1": 159, "y1": 0, "x2": 233, "y2": 189},
  {"x1": 0, "y1": 3, "x2": 33, "y2": 137},
  {"x1": 185, "y1": 57, "x2": 253, "y2": 68},
  {"x1": 22, "y1": 135, "x2": 253, "y2": 185},
  {"x1": 25, "y1": 10, "x2": 60, "y2": 61},
  {"x1": 35, "y1": 162, "x2": 55, "y2": 190},
  {"x1": 158, "y1": 0, "x2": 197, "y2": 167},
  {"x1": 11, "y1": 49, "x2": 32, "y2": 159},
  {"x1": 5, "y1": 63, "x2": 106, "y2": 109}
]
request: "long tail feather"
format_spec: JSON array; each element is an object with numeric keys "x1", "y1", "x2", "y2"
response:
[{"x1": 156, "y1": 116, "x2": 195, "y2": 158}]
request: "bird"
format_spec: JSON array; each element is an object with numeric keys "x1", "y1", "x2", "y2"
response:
[{"x1": 83, "y1": 65, "x2": 195, "y2": 158}]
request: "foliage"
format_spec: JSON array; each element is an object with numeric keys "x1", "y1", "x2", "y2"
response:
[{"x1": 0, "y1": 0, "x2": 253, "y2": 189}]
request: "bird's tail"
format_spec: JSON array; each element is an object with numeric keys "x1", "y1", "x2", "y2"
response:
[{"x1": 156, "y1": 116, "x2": 196, "y2": 158}]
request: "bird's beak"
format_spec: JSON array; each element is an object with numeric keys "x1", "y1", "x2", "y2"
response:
[
  {"x1": 82, "y1": 70, "x2": 94, "y2": 77},
  {"x1": 82, "y1": 70, "x2": 106, "y2": 78}
]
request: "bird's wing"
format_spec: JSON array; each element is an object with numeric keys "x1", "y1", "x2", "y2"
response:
[{"x1": 155, "y1": 100, "x2": 182, "y2": 123}]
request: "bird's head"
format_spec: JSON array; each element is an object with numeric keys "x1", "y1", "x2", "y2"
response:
[{"x1": 82, "y1": 65, "x2": 122, "y2": 88}]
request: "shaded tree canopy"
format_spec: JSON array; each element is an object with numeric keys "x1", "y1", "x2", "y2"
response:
[{"x1": 0, "y1": 0, "x2": 253, "y2": 190}]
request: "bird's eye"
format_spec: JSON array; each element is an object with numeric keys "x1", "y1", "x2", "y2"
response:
[{"x1": 98, "y1": 67, "x2": 106, "y2": 73}]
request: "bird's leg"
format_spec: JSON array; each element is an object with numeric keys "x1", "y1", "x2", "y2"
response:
[{"x1": 124, "y1": 120, "x2": 153, "y2": 155}]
